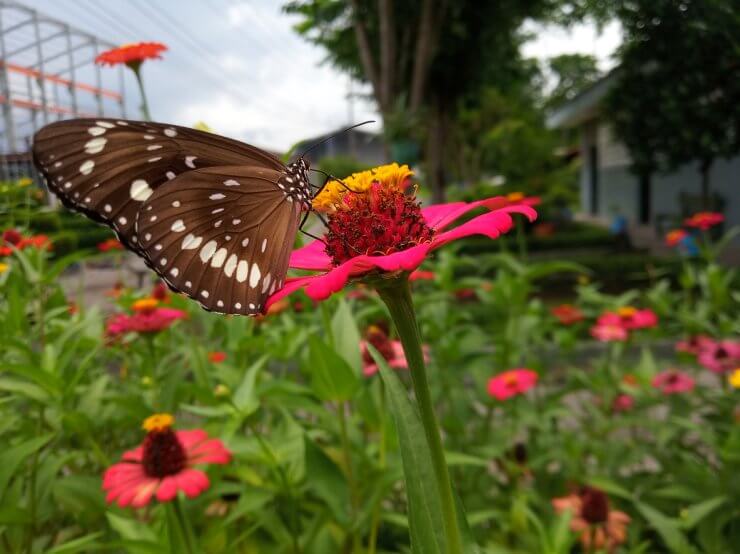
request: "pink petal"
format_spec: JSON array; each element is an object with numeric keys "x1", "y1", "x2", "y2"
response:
[
  {"x1": 187, "y1": 439, "x2": 231, "y2": 465},
  {"x1": 129, "y1": 479, "x2": 160, "y2": 508},
  {"x1": 265, "y1": 275, "x2": 317, "y2": 310},
  {"x1": 422, "y1": 197, "x2": 512, "y2": 230},
  {"x1": 175, "y1": 469, "x2": 210, "y2": 498},
  {"x1": 103, "y1": 463, "x2": 146, "y2": 490},
  {"x1": 431, "y1": 206, "x2": 536, "y2": 248},
  {"x1": 288, "y1": 240, "x2": 332, "y2": 270},
  {"x1": 156, "y1": 476, "x2": 179, "y2": 502},
  {"x1": 121, "y1": 446, "x2": 143, "y2": 462},
  {"x1": 362, "y1": 362, "x2": 380, "y2": 377},
  {"x1": 175, "y1": 429, "x2": 208, "y2": 450}
]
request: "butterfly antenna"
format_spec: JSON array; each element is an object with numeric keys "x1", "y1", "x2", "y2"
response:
[
  {"x1": 299, "y1": 120, "x2": 375, "y2": 158},
  {"x1": 309, "y1": 168, "x2": 359, "y2": 195}
]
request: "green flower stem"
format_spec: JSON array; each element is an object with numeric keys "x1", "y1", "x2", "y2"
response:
[
  {"x1": 336, "y1": 401, "x2": 361, "y2": 552},
  {"x1": 376, "y1": 275, "x2": 463, "y2": 554},
  {"x1": 172, "y1": 496, "x2": 197, "y2": 554},
  {"x1": 130, "y1": 64, "x2": 152, "y2": 121},
  {"x1": 368, "y1": 382, "x2": 387, "y2": 554}
]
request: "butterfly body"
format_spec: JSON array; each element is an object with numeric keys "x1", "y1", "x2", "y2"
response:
[{"x1": 32, "y1": 118, "x2": 313, "y2": 315}]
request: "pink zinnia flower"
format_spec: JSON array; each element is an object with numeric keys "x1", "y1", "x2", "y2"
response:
[
  {"x1": 409, "y1": 269, "x2": 435, "y2": 281},
  {"x1": 697, "y1": 339, "x2": 740, "y2": 373},
  {"x1": 103, "y1": 414, "x2": 230, "y2": 508},
  {"x1": 360, "y1": 324, "x2": 429, "y2": 377},
  {"x1": 675, "y1": 335, "x2": 713, "y2": 356},
  {"x1": 106, "y1": 299, "x2": 186, "y2": 336},
  {"x1": 652, "y1": 370, "x2": 695, "y2": 395},
  {"x1": 263, "y1": 164, "x2": 536, "y2": 309},
  {"x1": 487, "y1": 369, "x2": 538, "y2": 401},
  {"x1": 590, "y1": 323, "x2": 628, "y2": 342},
  {"x1": 551, "y1": 304, "x2": 584, "y2": 325},
  {"x1": 612, "y1": 394, "x2": 634, "y2": 412},
  {"x1": 684, "y1": 212, "x2": 724, "y2": 231},
  {"x1": 597, "y1": 306, "x2": 657, "y2": 330}
]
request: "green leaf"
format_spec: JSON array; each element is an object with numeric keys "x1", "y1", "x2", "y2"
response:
[
  {"x1": 634, "y1": 501, "x2": 694, "y2": 554},
  {"x1": 232, "y1": 355, "x2": 267, "y2": 415},
  {"x1": 371, "y1": 345, "x2": 448, "y2": 554},
  {"x1": 106, "y1": 512, "x2": 160, "y2": 543},
  {"x1": 304, "y1": 437, "x2": 351, "y2": 524},
  {"x1": 680, "y1": 496, "x2": 726, "y2": 530},
  {"x1": 306, "y1": 335, "x2": 359, "y2": 402},
  {"x1": 45, "y1": 532, "x2": 104, "y2": 554},
  {"x1": 0, "y1": 433, "x2": 54, "y2": 500},
  {"x1": 331, "y1": 298, "x2": 362, "y2": 373}
]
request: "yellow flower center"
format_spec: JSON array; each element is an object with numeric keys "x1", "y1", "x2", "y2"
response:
[
  {"x1": 132, "y1": 298, "x2": 159, "y2": 313},
  {"x1": 728, "y1": 369, "x2": 740, "y2": 389},
  {"x1": 142, "y1": 413, "x2": 174, "y2": 432},
  {"x1": 0, "y1": 263, "x2": 8, "y2": 274},
  {"x1": 503, "y1": 373, "x2": 519, "y2": 387},
  {"x1": 506, "y1": 192, "x2": 524, "y2": 202},
  {"x1": 617, "y1": 306, "x2": 637, "y2": 318},
  {"x1": 311, "y1": 163, "x2": 413, "y2": 212}
]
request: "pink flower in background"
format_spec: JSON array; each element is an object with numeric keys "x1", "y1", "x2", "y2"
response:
[
  {"x1": 360, "y1": 324, "x2": 429, "y2": 377},
  {"x1": 697, "y1": 339, "x2": 740, "y2": 373},
  {"x1": 598, "y1": 307, "x2": 658, "y2": 330},
  {"x1": 612, "y1": 394, "x2": 635, "y2": 412},
  {"x1": 487, "y1": 369, "x2": 538, "y2": 401},
  {"x1": 551, "y1": 304, "x2": 584, "y2": 325},
  {"x1": 264, "y1": 164, "x2": 536, "y2": 309},
  {"x1": 652, "y1": 370, "x2": 695, "y2": 395},
  {"x1": 675, "y1": 335, "x2": 713, "y2": 356},
  {"x1": 103, "y1": 414, "x2": 230, "y2": 508},
  {"x1": 590, "y1": 323, "x2": 628, "y2": 342},
  {"x1": 684, "y1": 211, "x2": 724, "y2": 231},
  {"x1": 409, "y1": 269, "x2": 435, "y2": 281},
  {"x1": 106, "y1": 299, "x2": 186, "y2": 336}
]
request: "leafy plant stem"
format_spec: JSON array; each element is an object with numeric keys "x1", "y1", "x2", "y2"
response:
[
  {"x1": 172, "y1": 496, "x2": 197, "y2": 554},
  {"x1": 131, "y1": 66, "x2": 152, "y2": 121},
  {"x1": 376, "y1": 276, "x2": 463, "y2": 554},
  {"x1": 24, "y1": 405, "x2": 44, "y2": 554},
  {"x1": 337, "y1": 400, "x2": 361, "y2": 552},
  {"x1": 368, "y1": 382, "x2": 387, "y2": 554}
]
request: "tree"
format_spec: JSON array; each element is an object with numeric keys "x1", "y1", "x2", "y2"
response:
[
  {"x1": 284, "y1": 0, "x2": 586, "y2": 202},
  {"x1": 545, "y1": 53, "x2": 601, "y2": 110},
  {"x1": 605, "y1": 0, "x2": 740, "y2": 207}
]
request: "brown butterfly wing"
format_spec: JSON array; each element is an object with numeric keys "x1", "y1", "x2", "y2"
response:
[
  {"x1": 136, "y1": 166, "x2": 303, "y2": 315},
  {"x1": 32, "y1": 118, "x2": 285, "y2": 252}
]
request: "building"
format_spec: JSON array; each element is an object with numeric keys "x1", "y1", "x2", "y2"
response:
[
  {"x1": 294, "y1": 127, "x2": 386, "y2": 168},
  {"x1": 547, "y1": 72, "x2": 739, "y2": 235}
]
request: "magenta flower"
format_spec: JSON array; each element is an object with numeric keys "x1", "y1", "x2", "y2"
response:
[
  {"x1": 652, "y1": 370, "x2": 695, "y2": 395},
  {"x1": 697, "y1": 339, "x2": 740, "y2": 373},
  {"x1": 106, "y1": 298, "x2": 187, "y2": 336},
  {"x1": 612, "y1": 394, "x2": 635, "y2": 412},
  {"x1": 675, "y1": 335, "x2": 714, "y2": 356},
  {"x1": 590, "y1": 323, "x2": 628, "y2": 342},
  {"x1": 360, "y1": 324, "x2": 430, "y2": 377},
  {"x1": 103, "y1": 414, "x2": 230, "y2": 508},
  {"x1": 597, "y1": 306, "x2": 658, "y2": 330},
  {"x1": 264, "y1": 170, "x2": 535, "y2": 309},
  {"x1": 487, "y1": 369, "x2": 538, "y2": 401}
]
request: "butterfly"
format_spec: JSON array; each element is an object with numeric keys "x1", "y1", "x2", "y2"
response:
[{"x1": 32, "y1": 118, "x2": 317, "y2": 316}]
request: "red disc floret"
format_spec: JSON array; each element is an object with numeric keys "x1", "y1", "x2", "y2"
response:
[
  {"x1": 325, "y1": 182, "x2": 434, "y2": 266},
  {"x1": 141, "y1": 428, "x2": 187, "y2": 478}
]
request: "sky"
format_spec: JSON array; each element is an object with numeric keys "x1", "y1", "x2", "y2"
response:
[{"x1": 15, "y1": 1, "x2": 621, "y2": 152}]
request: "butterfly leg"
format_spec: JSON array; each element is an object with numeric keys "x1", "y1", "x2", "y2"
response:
[{"x1": 298, "y1": 209, "x2": 327, "y2": 245}]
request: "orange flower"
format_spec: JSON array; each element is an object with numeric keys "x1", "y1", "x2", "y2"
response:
[
  {"x1": 552, "y1": 487, "x2": 630, "y2": 553},
  {"x1": 208, "y1": 351, "x2": 227, "y2": 363},
  {"x1": 665, "y1": 229, "x2": 688, "y2": 247},
  {"x1": 95, "y1": 42, "x2": 167, "y2": 68}
]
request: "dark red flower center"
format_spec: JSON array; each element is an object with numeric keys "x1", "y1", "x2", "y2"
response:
[
  {"x1": 716, "y1": 347, "x2": 728, "y2": 360},
  {"x1": 324, "y1": 183, "x2": 434, "y2": 266},
  {"x1": 2, "y1": 229, "x2": 22, "y2": 246},
  {"x1": 666, "y1": 373, "x2": 680, "y2": 385},
  {"x1": 580, "y1": 487, "x2": 609, "y2": 524},
  {"x1": 142, "y1": 429, "x2": 186, "y2": 478}
]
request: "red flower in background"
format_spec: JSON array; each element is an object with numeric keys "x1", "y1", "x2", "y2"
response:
[
  {"x1": 675, "y1": 335, "x2": 713, "y2": 356},
  {"x1": 665, "y1": 229, "x2": 688, "y2": 247},
  {"x1": 360, "y1": 324, "x2": 430, "y2": 377},
  {"x1": 551, "y1": 304, "x2": 584, "y2": 325},
  {"x1": 208, "y1": 351, "x2": 227, "y2": 363},
  {"x1": 2, "y1": 229, "x2": 22, "y2": 246},
  {"x1": 151, "y1": 281, "x2": 170, "y2": 302},
  {"x1": 612, "y1": 394, "x2": 634, "y2": 412},
  {"x1": 552, "y1": 487, "x2": 630, "y2": 553},
  {"x1": 409, "y1": 269, "x2": 435, "y2": 281},
  {"x1": 487, "y1": 369, "x2": 538, "y2": 401},
  {"x1": 103, "y1": 414, "x2": 230, "y2": 508},
  {"x1": 697, "y1": 339, "x2": 740, "y2": 373},
  {"x1": 95, "y1": 42, "x2": 167, "y2": 68},
  {"x1": 652, "y1": 370, "x2": 695, "y2": 395},
  {"x1": 1, "y1": 230, "x2": 51, "y2": 255},
  {"x1": 98, "y1": 238, "x2": 124, "y2": 252},
  {"x1": 684, "y1": 211, "x2": 724, "y2": 231},
  {"x1": 597, "y1": 306, "x2": 657, "y2": 330},
  {"x1": 18, "y1": 234, "x2": 51, "y2": 251},
  {"x1": 106, "y1": 299, "x2": 186, "y2": 336},
  {"x1": 590, "y1": 323, "x2": 628, "y2": 342},
  {"x1": 264, "y1": 164, "x2": 536, "y2": 309}
]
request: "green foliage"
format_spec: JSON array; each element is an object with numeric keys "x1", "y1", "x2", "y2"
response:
[{"x1": 317, "y1": 155, "x2": 370, "y2": 180}]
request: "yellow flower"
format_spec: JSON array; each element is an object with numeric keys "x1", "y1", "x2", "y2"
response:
[
  {"x1": 617, "y1": 306, "x2": 637, "y2": 318},
  {"x1": 143, "y1": 413, "x2": 174, "y2": 432},
  {"x1": 17, "y1": 177, "x2": 33, "y2": 187},
  {"x1": 312, "y1": 163, "x2": 413, "y2": 212},
  {"x1": 132, "y1": 298, "x2": 158, "y2": 312},
  {"x1": 214, "y1": 384, "x2": 231, "y2": 397},
  {"x1": 0, "y1": 263, "x2": 8, "y2": 274},
  {"x1": 728, "y1": 368, "x2": 740, "y2": 389}
]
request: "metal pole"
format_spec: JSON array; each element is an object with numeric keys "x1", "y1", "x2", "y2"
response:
[
  {"x1": 65, "y1": 24, "x2": 78, "y2": 116},
  {"x1": 0, "y1": 5, "x2": 18, "y2": 154},
  {"x1": 31, "y1": 9, "x2": 48, "y2": 126},
  {"x1": 118, "y1": 64, "x2": 126, "y2": 117},
  {"x1": 93, "y1": 39, "x2": 103, "y2": 116}
]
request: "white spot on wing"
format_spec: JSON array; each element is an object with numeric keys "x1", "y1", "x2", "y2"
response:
[
  {"x1": 211, "y1": 248, "x2": 228, "y2": 268},
  {"x1": 147, "y1": 145, "x2": 162, "y2": 151},
  {"x1": 201, "y1": 290, "x2": 209, "y2": 298},
  {"x1": 224, "y1": 179, "x2": 240, "y2": 186},
  {"x1": 79, "y1": 160, "x2": 94, "y2": 175},
  {"x1": 241, "y1": 238, "x2": 249, "y2": 247},
  {"x1": 104, "y1": 204, "x2": 112, "y2": 212},
  {"x1": 88, "y1": 126, "x2": 106, "y2": 136},
  {"x1": 172, "y1": 200, "x2": 181, "y2": 207},
  {"x1": 232, "y1": 219, "x2": 241, "y2": 225},
  {"x1": 261, "y1": 238, "x2": 267, "y2": 252},
  {"x1": 171, "y1": 219, "x2": 185, "y2": 232},
  {"x1": 130, "y1": 179, "x2": 153, "y2": 201},
  {"x1": 166, "y1": 171, "x2": 176, "y2": 180},
  {"x1": 209, "y1": 193, "x2": 225, "y2": 200},
  {"x1": 235, "y1": 302, "x2": 242, "y2": 309},
  {"x1": 182, "y1": 234, "x2": 202, "y2": 250},
  {"x1": 185, "y1": 156, "x2": 197, "y2": 168},
  {"x1": 118, "y1": 217, "x2": 127, "y2": 225},
  {"x1": 164, "y1": 128, "x2": 177, "y2": 137},
  {"x1": 236, "y1": 260, "x2": 249, "y2": 282},
  {"x1": 262, "y1": 273, "x2": 272, "y2": 293},
  {"x1": 249, "y1": 263, "x2": 261, "y2": 288},
  {"x1": 200, "y1": 240, "x2": 218, "y2": 262},
  {"x1": 96, "y1": 120, "x2": 115, "y2": 128},
  {"x1": 84, "y1": 137, "x2": 106, "y2": 154},
  {"x1": 224, "y1": 254, "x2": 238, "y2": 277},
  {"x1": 170, "y1": 268, "x2": 179, "y2": 277},
  {"x1": 160, "y1": 258, "x2": 167, "y2": 266}
]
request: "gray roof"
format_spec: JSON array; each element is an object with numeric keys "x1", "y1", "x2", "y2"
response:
[{"x1": 546, "y1": 70, "x2": 618, "y2": 129}]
